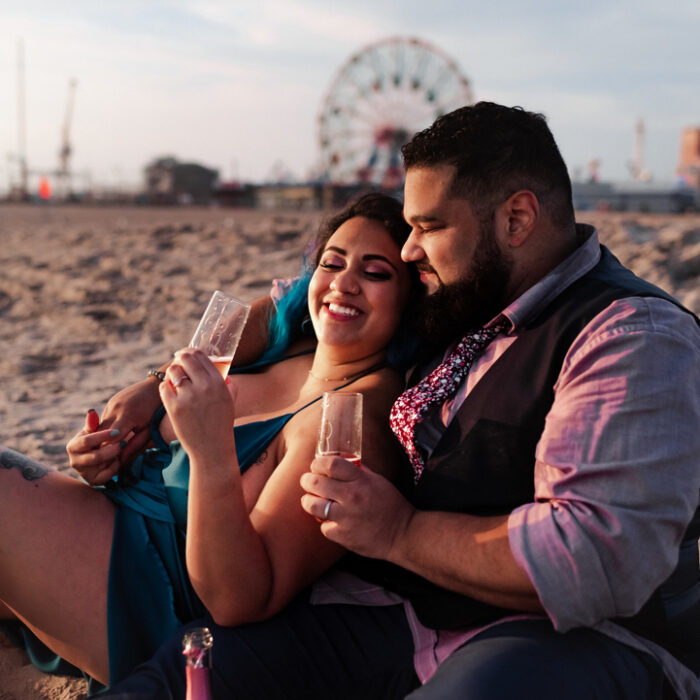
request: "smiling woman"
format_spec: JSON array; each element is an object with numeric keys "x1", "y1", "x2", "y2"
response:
[
  {"x1": 309, "y1": 216, "x2": 411, "y2": 363},
  {"x1": 0, "y1": 192, "x2": 420, "y2": 691}
]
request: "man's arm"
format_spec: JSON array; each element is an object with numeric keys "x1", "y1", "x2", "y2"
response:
[
  {"x1": 301, "y1": 297, "x2": 700, "y2": 623},
  {"x1": 508, "y1": 297, "x2": 700, "y2": 630},
  {"x1": 301, "y1": 458, "x2": 542, "y2": 611}
]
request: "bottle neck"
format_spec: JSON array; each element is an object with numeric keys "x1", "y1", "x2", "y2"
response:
[{"x1": 186, "y1": 666, "x2": 214, "y2": 700}]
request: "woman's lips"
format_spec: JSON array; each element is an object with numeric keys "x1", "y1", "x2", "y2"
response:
[{"x1": 325, "y1": 301, "x2": 361, "y2": 320}]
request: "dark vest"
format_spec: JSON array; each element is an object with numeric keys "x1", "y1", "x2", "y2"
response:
[{"x1": 345, "y1": 246, "x2": 700, "y2": 672}]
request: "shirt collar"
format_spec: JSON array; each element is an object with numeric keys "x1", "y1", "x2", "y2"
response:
[{"x1": 488, "y1": 223, "x2": 600, "y2": 332}]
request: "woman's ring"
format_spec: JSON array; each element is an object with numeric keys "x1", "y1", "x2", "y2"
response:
[
  {"x1": 322, "y1": 499, "x2": 333, "y2": 521},
  {"x1": 172, "y1": 376, "x2": 190, "y2": 388}
]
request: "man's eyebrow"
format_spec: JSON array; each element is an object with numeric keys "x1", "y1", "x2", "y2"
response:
[{"x1": 403, "y1": 212, "x2": 440, "y2": 224}]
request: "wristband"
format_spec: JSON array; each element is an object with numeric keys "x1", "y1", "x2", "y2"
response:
[{"x1": 148, "y1": 369, "x2": 166, "y2": 383}]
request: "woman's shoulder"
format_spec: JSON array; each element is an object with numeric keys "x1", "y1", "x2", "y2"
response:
[{"x1": 351, "y1": 366, "x2": 405, "y2": 409}]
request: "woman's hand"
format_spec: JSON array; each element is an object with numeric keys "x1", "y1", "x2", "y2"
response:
[
  {"x1": 67, "y1": 412, "x2": 125, "y2": 485},
  {"x1": 67, "y1": 374, "x2": 166, "y2": 479},
  {"x1": 159, "y1": 349, "x2": 236, "y2": 462}
]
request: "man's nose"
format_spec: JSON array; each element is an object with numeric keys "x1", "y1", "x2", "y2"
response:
[{"x1": 401, "y1": 231, "x2": 425, "y2": 263}]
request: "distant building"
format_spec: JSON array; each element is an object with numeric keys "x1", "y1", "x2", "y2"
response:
[
  {"x1": 212, "y1": 182, "x2": 257, "y2": 208},
  {"x1": 572, "y1": 180, "x2": 698, "y2": 214},
  {"x1": 254, "y1": 184, "x2": 322, "y2": 211},
  {"x1": 212, "y1": 182, "x2": 382, "y2": 210},
  {"x1": 144, "y1": 157, "x2": 219, "y2": 205},
  {"x1": 677, "y1": 127, "x2": 700, "y2": 190}
]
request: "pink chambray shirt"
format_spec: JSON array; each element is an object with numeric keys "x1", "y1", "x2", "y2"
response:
[{"x1": 311, "y1": 226, "x2": 700, "y2": 699}]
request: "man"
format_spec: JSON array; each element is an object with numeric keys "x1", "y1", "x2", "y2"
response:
[{"x1": 105, "y1": 102, "x2": 700, "y2": 699}]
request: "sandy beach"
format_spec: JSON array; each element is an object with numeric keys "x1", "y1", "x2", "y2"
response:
[{"x1": 1, "y1": 204, "x2": 699, "y2": 698}]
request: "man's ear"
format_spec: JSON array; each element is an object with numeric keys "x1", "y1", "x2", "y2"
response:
[{"x1": 498, "y1": 190, "x2": 539, "y2": 247}]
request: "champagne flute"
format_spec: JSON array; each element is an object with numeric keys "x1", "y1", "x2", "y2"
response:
[
  {"x1": 189, "y1": 291, "x2": 250, "y2": 378},
  {"x1": 316, "y1": 392, "x2": 363, "y2": 466}
]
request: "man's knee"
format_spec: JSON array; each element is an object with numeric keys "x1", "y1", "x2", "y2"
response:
[{"x1": 407, "y1": 620, "x2": 667, "y2": 700}]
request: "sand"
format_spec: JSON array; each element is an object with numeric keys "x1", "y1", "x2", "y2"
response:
[{"x1": 0, "y1": 204, "x2": 699, "y2": 698}]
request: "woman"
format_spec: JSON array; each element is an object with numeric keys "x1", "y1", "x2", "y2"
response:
[{"x1": 0, "y1": 193, "x2": 417, "y2": 688}]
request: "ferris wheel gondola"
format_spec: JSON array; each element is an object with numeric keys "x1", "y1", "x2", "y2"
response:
[{"x1": 318, "y1": 36, "x2": 473, "y2": 187}]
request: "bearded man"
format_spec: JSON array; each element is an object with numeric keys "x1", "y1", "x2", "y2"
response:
[{"x1": 105, "y1": 103, "x2": 700, "y2": 700}]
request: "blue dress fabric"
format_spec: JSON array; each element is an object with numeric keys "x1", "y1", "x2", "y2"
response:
[{"x1": 102, "y1": 397, "x2": 323, "y2": 686}]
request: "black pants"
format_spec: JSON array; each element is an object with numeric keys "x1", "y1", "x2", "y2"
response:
[{"x1": 101, "y1": 597, "x2": 670, "y2": 699}]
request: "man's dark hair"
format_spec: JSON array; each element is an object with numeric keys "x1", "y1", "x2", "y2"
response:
[{"x1": 401, "y1": 102, "x2": 575, "y2": 230}]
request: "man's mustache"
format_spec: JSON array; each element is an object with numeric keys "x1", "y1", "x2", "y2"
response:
[{"x1": 415, "y1": 262, "x2": 437, "y2": 275}]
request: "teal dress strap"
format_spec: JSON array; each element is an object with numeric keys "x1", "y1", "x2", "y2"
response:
[{"x1": 227, "y1": 347, "x2": 315, "y2": 375}]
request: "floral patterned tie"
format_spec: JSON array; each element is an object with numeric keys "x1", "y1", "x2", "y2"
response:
[{"x1": 390, "y1": 321, "x2": 507, "y2": 482}]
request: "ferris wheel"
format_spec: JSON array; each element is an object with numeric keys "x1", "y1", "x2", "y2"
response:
[{"x1": 318, "y1": 36, "x2": 473, "y2": 187}]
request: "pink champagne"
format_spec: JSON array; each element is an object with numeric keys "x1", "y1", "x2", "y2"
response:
[
  {"x1": 209, "y1": 355, "x2": 233, "y2": 379},
  {"x1": 183, "y1": 627, "x2": 214, "y2": 700},
  {"x1": 322, "y1": 451, "x2": 362, "y2": 467}
]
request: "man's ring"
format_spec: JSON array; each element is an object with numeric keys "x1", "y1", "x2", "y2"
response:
[{"x1": 322, "y1": 499, "x2": 333, "y2": 521}]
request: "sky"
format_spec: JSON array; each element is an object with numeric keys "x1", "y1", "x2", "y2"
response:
[{"x1": 1, "y1": 0, "x2": 699, "y2": 194}]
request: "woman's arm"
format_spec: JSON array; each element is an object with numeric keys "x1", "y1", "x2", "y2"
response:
[
  {"x1": 164, "y1": 354, "x2": 399, "y2": 626},
  {"x1": 68, "y1": 296, "x2": 275, "y2": 483}
]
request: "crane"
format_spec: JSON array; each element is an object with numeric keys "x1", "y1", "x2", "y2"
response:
[{"x1": 57, "y1": 78, "x2": 77, "y2": 197}]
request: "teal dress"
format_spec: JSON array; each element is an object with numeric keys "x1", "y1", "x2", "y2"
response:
[
  {"x1": 6, "y1": 355, "x2": 378, "y2": 691},
  {"x1": 100, "y1": 403, "x2": 317, "y2": 685}
]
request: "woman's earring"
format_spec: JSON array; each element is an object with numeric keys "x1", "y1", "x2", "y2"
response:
[{"x1": 301, "y1": 316, "x2": 314, "y2": 335}]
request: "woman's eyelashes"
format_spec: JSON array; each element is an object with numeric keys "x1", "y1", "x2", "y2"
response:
[
  {"x1": 319, "y1": 260, "x2": 392, "y2": 282},
  {"x1": 364, "y1": 268, "x2": 392, "y2": 280}
]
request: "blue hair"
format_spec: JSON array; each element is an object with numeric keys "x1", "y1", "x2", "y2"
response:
[{"x1": 258, "y1": 269, "x2": 313, "y2": 363}]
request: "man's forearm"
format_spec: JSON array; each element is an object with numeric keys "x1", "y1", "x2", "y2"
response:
[
  {"x1": 389, "y1": 509, "x2": 544, "y2": 612},
  {"x1": 231, "y1": 296, "x2": 274, "y2": 367}
]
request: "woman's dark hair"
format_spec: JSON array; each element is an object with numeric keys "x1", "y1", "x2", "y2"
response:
[
  {"x1": 313, "y1": 192, "x2": 411, "y2": 266},
  {"x1": 259, "y1": 192, "x2": 418, "y2": 370}
]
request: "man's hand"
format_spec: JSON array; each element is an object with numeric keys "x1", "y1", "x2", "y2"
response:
[
  {"x1": 99, "y1": 376, "x2": 165, "y2": 463},
  {"x1": 299, "y1": 456, "x2": 415, "y2": 561}
]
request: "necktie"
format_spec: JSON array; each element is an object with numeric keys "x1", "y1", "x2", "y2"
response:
[{"x1": 390, "y1": 321, "x2": 507, "y2": 482}]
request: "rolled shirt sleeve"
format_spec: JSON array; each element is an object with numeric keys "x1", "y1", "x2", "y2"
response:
[{"x1": 509, "y1": 296, "x2": 700, "y2": 631}]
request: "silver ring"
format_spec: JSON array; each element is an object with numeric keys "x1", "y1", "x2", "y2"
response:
[
  {"x1": 322, "y1": 499, "x2": 333, "y2": 521},
  {"x1": 172, "y1": 376, "x2": 190, "y2": 388}
]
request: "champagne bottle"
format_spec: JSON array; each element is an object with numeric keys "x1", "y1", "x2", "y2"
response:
[{"x1": 183, "y1": 627, "x2": 214, "y2": 700}]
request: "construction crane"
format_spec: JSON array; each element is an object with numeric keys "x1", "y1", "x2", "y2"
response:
[{"x1": 56, "y1": 78, "x2": 77, "y2": 198}]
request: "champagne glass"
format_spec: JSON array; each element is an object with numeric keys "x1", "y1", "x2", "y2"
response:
[
  {"x1": 189, "y1": 291, "x2": 250, "y2": 378},
  {"x1": 316, "y1": 392, "x2": 363, "y2": 466}
]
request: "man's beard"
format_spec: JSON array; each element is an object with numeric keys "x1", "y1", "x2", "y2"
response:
[{"x1": 412, "y1": 221, "x2": 512, "y2": 355}]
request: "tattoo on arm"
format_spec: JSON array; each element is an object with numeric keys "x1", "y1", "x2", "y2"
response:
[{"x1": 0, "y1": 448, "x2": 49, "y2": 481}]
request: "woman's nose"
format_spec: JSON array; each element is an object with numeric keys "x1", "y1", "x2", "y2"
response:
[{"x1": 330, "y1": 268, "x2": 360, "y2": 294}]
